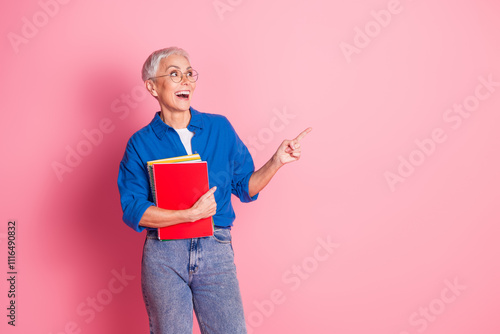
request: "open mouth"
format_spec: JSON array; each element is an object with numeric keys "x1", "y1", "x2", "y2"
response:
[{"x1": 175, "y1": 91, "x2": 190, "y2": 100}]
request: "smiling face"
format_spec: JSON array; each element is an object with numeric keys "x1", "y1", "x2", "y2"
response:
[{"x1": 146, "y1": 54, "x2": 196, "y2": 115}]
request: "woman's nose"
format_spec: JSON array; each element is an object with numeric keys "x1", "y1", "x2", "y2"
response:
[{"x1": 180, "y1": 73, "x2": 190, "y2": 84}]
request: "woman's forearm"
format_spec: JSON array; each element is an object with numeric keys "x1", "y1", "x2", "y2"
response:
[
  {"x1": 248, "y1": 155, "x2": 283, "y2": 198},
  {"x1": 138, "y1": 206, "x2": 193, "y2": 228},
  {"x1": 138, "y1": 186, "x2": 218, "y2": 228}
]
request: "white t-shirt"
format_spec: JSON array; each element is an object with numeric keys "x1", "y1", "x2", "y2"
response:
[{"x1": 174, "y1": 128, "x2": 194, "y2": 155}]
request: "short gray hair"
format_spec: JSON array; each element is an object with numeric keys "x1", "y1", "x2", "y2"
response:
[{"x1": 141, "y1": 47, "x2": 190, "y2": 82}]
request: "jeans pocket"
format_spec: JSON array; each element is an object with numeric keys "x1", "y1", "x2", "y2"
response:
[{"x1": 212, "y1": 228, "x2": 232, "y2": 244}]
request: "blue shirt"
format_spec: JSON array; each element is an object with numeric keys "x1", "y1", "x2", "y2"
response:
[{"x1": 118, "y1": 107, "x2": 258, "y2": 232}]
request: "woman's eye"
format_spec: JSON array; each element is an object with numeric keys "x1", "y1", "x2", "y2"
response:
[{"x1": 170, "y1": 71, "x2": 179, "y2": 76}]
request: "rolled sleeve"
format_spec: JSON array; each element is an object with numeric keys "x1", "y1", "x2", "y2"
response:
[
  {"x1": 232, "y1": 170, "x2": 258, "y2": 203},
  {"x1": 117, "y1": 139, "x2": 154, "y2": 232},
  {"x1": 228, "y1": 120, "x2": 259, "y2": 203}
]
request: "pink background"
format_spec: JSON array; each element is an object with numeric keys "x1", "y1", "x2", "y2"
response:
[{"x1": 1, "y1": 0, "x2": 500, "y2": 333}]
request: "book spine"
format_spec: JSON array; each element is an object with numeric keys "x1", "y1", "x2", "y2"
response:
[{"x1": 148, "y1": 164, "x2": 158, "y2": 205}]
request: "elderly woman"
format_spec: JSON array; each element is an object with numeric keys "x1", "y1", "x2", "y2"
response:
[{"x1": 118, "y1": 47, "x2": 311, "y2": 333}]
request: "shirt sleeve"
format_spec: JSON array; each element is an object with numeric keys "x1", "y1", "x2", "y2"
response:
[
  {"x1": 117, "y1": 137, "x2": 154, "y2": 232},
  {"x1": 225, "y1": 118, "x2": 259, "y2": 203}
]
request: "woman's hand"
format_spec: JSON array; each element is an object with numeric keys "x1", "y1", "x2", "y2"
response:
[
  {"x1": 248, "y1": 127, "x2": 312, "y2": 197},
  {"x1": 273, "y1": 127, "x2": 312, "y2": 166},
  {"x1": 187, "y1": 186, "x2": 218, "y2": 222}
]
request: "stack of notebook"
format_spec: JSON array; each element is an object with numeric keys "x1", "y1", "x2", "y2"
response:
[{"x1": 147, "y1": 154, "x2": 214, "y2": 240}]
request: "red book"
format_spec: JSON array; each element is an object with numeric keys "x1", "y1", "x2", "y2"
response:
[{"x1": 150, "y1": 161, "x2": 213, "y2": 240}]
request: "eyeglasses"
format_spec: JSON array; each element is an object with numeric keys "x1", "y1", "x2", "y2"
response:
[{"x1": 149, "y1": 69, "x2": 199, "y2": 83}]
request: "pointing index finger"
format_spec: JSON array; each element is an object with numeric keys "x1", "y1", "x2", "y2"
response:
[{"x1": 295, "y1": 127, "x2": 312, "y2": 142}]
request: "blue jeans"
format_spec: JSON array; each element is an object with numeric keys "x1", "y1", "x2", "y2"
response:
[{"x1": 141, "y1": 227, "x2": 247, "y2": 334}]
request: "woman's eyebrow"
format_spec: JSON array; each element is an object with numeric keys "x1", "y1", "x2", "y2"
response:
[
  {"x1": 165, "y1": 65, "x2": 180, "y2": 71},
  {"x1": 165, "y1": 65, "x2": 192, "y2": 71}
]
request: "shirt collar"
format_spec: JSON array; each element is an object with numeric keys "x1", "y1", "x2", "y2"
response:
[{"x1": 151, "y1": 107, "x2": 204, "y2": 139}]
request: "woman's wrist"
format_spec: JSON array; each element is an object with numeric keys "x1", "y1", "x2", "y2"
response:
[
  {"x1": 182, "y1": 208, "x2": 196, "y2": 223},
  {"x1": 270, "y1": 153, "x2": 284, "y2": 171}
]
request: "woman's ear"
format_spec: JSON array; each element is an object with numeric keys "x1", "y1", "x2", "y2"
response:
[{"x1": 145, "y1": 80, "x2": 158, "y2": 97}]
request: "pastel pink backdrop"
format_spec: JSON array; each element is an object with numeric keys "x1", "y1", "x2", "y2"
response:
[{"x1": 1, "y1": 0, "x2": 499, "y2": 333}]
